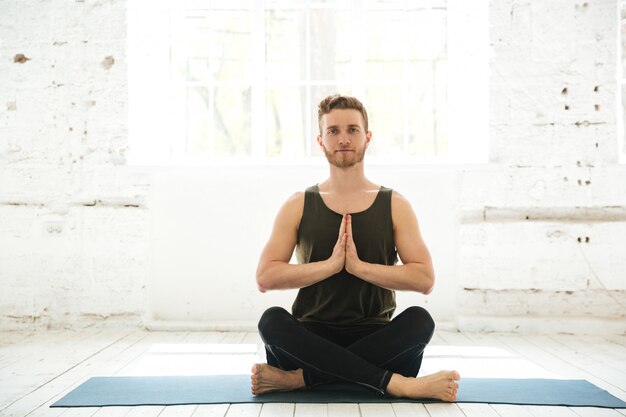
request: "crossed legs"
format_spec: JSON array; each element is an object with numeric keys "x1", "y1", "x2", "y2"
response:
[{"x1": 252, "y1": 306, "x2": 460, "y2": 401}]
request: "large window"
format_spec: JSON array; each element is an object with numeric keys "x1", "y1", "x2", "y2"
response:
[
  {"x1": 619, "y1": 0, "x2": 626, "y2": 162},
  {"x1": 128, "y1": 0, "x2": 488, "y2": 165}
]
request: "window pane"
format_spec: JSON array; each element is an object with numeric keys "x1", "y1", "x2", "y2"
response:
[
  {"x1": 212, "y1": 86, "x2": 251, "y2": 156},
  {"x1": 187, "y1": 87, "x2": 210, "y2": 155},
  {"x1": 365, "y1": 11, "x2": 405, "y2": 81},
  {"x1": 406, "y1": 65, "x2": 435, "y2": 156},
  {"x1": 171, "y1": 20, "x2": 211, "y2": 81},
  {"x1": 366, "y1": 0, "x2": 405, "y2": 10},
  {"x1": 365, "y1": 87, "x2": 404, "y2": 157},
  {"x1": 407, "y1": 9, "x2": 446, "y2": 62},
  {"x1": 172, "y1": 11, "x2": 251, "y2": 82},
  {"x1": 310, "y1": 9, "x2": 352, "y2": 81},
  {"x1": 434, "y1": 60, "x2": 448, "y2": 155},
  {"x1": 209, "y1": 11, "x2": 251, "y2": 81},
  {"x1": 407, "y1": 87, "x2": 435, "y2": 155},
  {"x1": 405, "y1": 60, "x2": 447, "y2": 156},
  {"x1": 187, "y1": 57, "x2": 211, "y2": 82},
  {"x1": 266, "y1": 9, "x2": 307, "y2": 81},
  {"x1": 177, "y1": 0, "x2": 251, "y2": 10},
  {"x1": 266, "y1": 0, "x2": 307, "y2": 8},
  {"x1": 622, "y1": 8, "x2": 626, "y2": 79},
  {"x1": 266, "y1": 86, "x2": 307, "y2": 158},
  {"x1": 622, "y1": 84, "x2": 626, "y2": 154}
]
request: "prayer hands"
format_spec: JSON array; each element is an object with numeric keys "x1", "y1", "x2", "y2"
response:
[{"x1": 329, "y1": 214, "x2": 362, "y2": 275}]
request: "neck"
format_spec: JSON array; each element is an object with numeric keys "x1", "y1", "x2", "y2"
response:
[{"x1": 322, "y1": 161, "x2": 372, "y2": 193}]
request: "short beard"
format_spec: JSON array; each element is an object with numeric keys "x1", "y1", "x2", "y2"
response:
[{"x1": 321, "y1": 145, "x2": 366, "y2": 168}]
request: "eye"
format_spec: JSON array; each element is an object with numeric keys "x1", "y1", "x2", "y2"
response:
[
  {"x1": 328, "y1": 128, "x2": 337, "y2": 134},
  {"x1": 350, "y1": 127, "x2": 359, "y2": 133}
]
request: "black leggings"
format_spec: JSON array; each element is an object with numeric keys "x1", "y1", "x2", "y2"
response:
[{"x1": 257, "y1": 306, "x2": 435, "y2": 395}]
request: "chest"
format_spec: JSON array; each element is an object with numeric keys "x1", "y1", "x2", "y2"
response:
[{"x1": 319, "y1": 191, "x2": 380, "y2": 215}]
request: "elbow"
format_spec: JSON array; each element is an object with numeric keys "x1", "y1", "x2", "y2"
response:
[
  {"x1": 256, "y1": 260, "x2": 286, "y2": 292},
  {"x1": 255, "y1": 269, "x2": 273, "y2": 293},
  {"x1": 408, "y1": 263, "x2": 434, "y2": 294},
  {"x1": 256, "y1": 274, "x2": 269, "y2": 293},
  {"x1": 421, "y1": 274, "x2": 435, "y2": 295}
]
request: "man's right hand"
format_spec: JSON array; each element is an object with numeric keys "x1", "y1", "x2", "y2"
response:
[
  {"x1": 257, "y1": 195, "x2": 351, "y2": 291},
  {"x1": 327, "y1": 214, "x2": 347, "y2": 274}
]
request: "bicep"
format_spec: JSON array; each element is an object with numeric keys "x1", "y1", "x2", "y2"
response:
[
  {"x1": 392, "y1": 194, "x2": 432, "y2": 266},
  {"x1": 258, "y1": 193, "x2": 303, "y2": 265}
]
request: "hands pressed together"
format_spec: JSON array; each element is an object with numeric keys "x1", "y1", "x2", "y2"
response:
[{"x1": 328, "y1": 214, "x2": 363, "y2": 276}]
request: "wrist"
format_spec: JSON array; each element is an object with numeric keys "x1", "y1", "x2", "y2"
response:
[
  {"x1": 347, "y1": 258, "x2": 366, "y2": 277},
  {"x1": 324, "y1": 258, "x2": 342, "y2": 276}
]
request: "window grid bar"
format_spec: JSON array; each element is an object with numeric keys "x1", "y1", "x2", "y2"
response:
[
  {"x1": 432, "y1": 59, "x2": 438, "y2": 154},
  {"x1": 251, "y1": 0, "x2": 266, "y2": 158},
  {"x1": 305, "y1": 0, "x2": 312, "y2": 157},
  {"x1": 351, "y1": 0, "x2": 366, "y2": 99},
  {"x1": 175, "y1": 78, "x2": 443, "y2": 87},
  {"x1": 402, "y1": 0, "x2": 409, "y2": 154},
  {"x1": 616, "y1": 0, "x2": 626, "y2": 157}
]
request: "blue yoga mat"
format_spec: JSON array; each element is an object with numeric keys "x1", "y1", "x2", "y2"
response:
[{"x1": 51, "y1": 375, "x2": 626, "y2": 408}]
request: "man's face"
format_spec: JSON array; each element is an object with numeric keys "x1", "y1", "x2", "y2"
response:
[{"x1": 317, "y1": 109, "x2": 371, "y2": 168}]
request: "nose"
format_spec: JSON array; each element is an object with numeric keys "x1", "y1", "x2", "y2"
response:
[{"x1": 338, "y1": 134, "x2": 350, "y2": 145}]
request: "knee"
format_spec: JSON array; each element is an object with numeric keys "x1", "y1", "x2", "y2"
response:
[
  {"x1": 400, "y1": 306, "x2": 435, "y2": 343},
  {"x1": 257, "y1": 306, "x2": 292, "y2": 340}
]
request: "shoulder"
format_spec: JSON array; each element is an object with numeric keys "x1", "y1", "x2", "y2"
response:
[
  {"x1": 390, "y1": 191, "x2": 418, "y2": 227},
  {"x1": 273, "y1": 191, "x2": 303, "y2": 228},
  {"x1": 390, "y1": 190, "x2": 412, "y2": 211},
  {"x1": 281, "y1": 191, "x2": 305, "y2": 216}
]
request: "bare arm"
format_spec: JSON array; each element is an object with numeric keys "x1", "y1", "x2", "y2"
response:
[
  {"x1": 345, "y1": 192, "x2": 435, "y2": 294},
  {"x1": 256, "y1": 193, "x2": 347, "y2": 292}
]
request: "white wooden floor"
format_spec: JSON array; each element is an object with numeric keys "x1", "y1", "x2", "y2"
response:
[{"x1": 1, "y1": 329, "x2": 625, "y2": 417}]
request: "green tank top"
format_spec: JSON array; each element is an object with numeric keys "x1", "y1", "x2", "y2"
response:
[{"x1": 292, "y1": 184, "x2": 398, "y2": 325}]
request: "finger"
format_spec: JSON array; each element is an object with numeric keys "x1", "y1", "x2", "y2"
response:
[
  {"x1": 337, "y1": 214, "x2": 347, "y2": 240},
  {"x1": 346, "y1": 214, "x2": 354, "y2": 242},
  {"x1": 346, "y1": 214, "x2": 352, "y2": 238},
  {"x1": 334, "y1": 232, "x2": 346, "y2": 252}
]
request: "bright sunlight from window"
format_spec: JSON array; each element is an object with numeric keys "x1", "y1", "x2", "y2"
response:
[{"x1": 128, "y1": 0, "x2": 488, "y2": 165}]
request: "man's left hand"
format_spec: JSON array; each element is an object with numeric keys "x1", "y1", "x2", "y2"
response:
[{"x1": 344, "y1": 214, "x2": 363, "y2": 276}]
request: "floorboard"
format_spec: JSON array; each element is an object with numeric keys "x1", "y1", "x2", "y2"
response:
[
  {"x1": 1, "y1": 329, "x2": 625, "y2": 417},
  {"x1": 358, "y1": 403, "x2": 395, "y2": 417},
  {"x1": 293, "y1": 403, "x2": 327, "y2": 417}
]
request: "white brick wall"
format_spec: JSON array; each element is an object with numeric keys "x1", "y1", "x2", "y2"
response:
[
  {"x1": 0, "y1": 0, "x2": 624, "y2": 332},
  {"x1": 0, "y1": 0, "x2": 148, "y2": 329},
  {"x1": 457, "y1": 0, "x2": 626, "y2": 331}
]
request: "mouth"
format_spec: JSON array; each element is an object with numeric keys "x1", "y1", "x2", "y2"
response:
[{"x1": 335, "y1": 149, "x2": 354, "y2": 153}]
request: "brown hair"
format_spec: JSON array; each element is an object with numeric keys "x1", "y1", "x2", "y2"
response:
[{"x1": 317, "y1": 95, "x2": 369, "y2": 134}]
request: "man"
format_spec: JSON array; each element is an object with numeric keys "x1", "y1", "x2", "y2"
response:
[{"x1": 251, "y1": 95, "x2": 460, "y2": 401}]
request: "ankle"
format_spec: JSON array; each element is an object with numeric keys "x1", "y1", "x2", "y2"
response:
[
  {"x1": 385, "y1": 373, "x2": 407, "y2": 398},
  {"x1": 288, "y1": 368, "x2": 306, "y2": 390}
]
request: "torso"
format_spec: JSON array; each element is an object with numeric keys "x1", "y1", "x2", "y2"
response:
[
  {"x1": 317, "y1": 182, "x2": 383, "y2": 215},
  {"x1": 292, "y1": 184, "x2": 398, "y2": 325}
]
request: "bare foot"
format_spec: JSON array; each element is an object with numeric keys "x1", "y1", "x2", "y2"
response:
[
  {"x1": 250, "y1": 363, "x2": 306, "y2": 395},
  {"x1": 386, "y1": 370, "x2": 461, "y2": 402}
]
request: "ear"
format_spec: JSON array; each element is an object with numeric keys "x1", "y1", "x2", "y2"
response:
[
  {"x1": 316, "y1": 134, "x2": 323, "y2": 148},
  {"x1": 365, "y1": 130, "x2": 372, "y2": 147}
]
